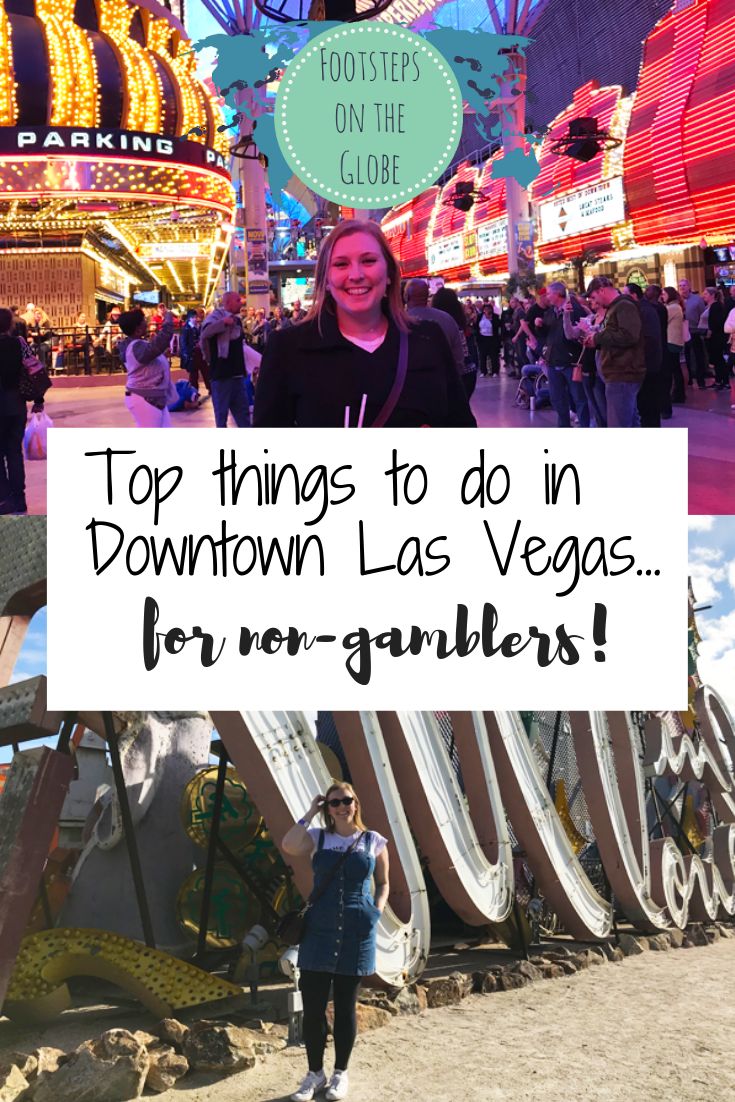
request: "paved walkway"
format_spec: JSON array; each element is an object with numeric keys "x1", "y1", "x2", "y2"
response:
[{"x1": 26, "y1": 373, "x2": 733, "y2": 516}]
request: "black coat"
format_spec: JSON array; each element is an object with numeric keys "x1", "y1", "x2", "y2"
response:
[
  {"x1": 0, "y1": 335, "x2": 26, "y2": 416},
  {"x1": 254, "y1": 312, "x2": 476, "y2": 428}
]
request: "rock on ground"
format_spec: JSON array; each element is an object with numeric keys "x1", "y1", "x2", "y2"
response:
[
  {"x1": 0, "y1": 1065, "x2": 29, "y2": 1102},
  {"x1": 145, "y1": 1047, "x2": 189, "y2": 1094},
  {"x1": 182, "y1": 1022, "x2": 257, "y2": 1074}
]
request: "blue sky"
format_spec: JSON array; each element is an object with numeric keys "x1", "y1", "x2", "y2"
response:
[{"x1": 688, "y1": 516, "x2": 735, "y2": 714}]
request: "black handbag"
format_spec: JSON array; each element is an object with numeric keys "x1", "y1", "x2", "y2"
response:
[
  {"x1": 276, "y1": 831, "x2": 366, "y2": 945},
  {"x1": 18, "y1": 343, "x2": 52, "y2": 403}
]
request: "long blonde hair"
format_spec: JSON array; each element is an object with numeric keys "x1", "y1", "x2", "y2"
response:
[
  {"x1": 322, "y1": 781, "x2": 367, "y2": 833},
  {"x1": 307, "y1": 219, "x2": 410, "y2": 334}
]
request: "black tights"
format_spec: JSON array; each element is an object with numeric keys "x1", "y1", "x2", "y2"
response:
[{"x1": 299, "y1": 970, "x2": 362, "y2": 1072}]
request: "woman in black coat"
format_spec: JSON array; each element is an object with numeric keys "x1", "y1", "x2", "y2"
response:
[
  {"x1": 0, "y1": 308, "x2": 28, "y2": 514},
  {"x1": 253, "y1": 220, "x2": 475, "y2": 428}
]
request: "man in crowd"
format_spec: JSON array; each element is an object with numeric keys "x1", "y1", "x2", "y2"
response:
[
  {"x1": 290, "y1": 298, "x2": 307, "y2": 323},
  {"x1": 520, "y1": 288, "x2": 549, "y2": 364},
  {"x1": 404, "y1": 278, "x2": 465, "y2": 377},
  {"x1": 678, "y1": 278, "x2": 709, "y2": 389},
  {"x1": 644, "y1": 284, "x2": 670, "y2": 418},
  {"x1": 543, "y1": 281, "x2": 589, "y2": 427},
  {"x1": 586, "y1": 276, "x2": 646, "y2": 427},
  {"x1": 622, "y1": 283, "x2": 662, "y2": 427},
  {"x1": 200, "y1": 291, "x2": 251, "y2": 427}
]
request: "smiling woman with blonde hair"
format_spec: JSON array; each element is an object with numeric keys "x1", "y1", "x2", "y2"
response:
[
  {"x1": 253, "y1": 219, "x2": 475, "y2": 428},
  {"x1": 281, "y1": 780, "x2": 389, "y2": 1101}
]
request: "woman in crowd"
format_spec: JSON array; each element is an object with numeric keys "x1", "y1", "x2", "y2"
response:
[
  {"x1": 725, "y1": 300, "x2": 735, "y2": 409},
  {"x1": 118, "y1": 308, "x2": 175, "y2": 427},
  {"x1": 661, "y1": 286, "x2": 686, "y2": 405},
  {"x1": 476, "y1": 302, "x2": 501, "y2": 376},
  {"x1": 432, "y1": 286, "x2": 477, "y2": 400},
  {"x1": 700, "y1": 287, "x2": 728, "y2": 391},
  {"x1": 0, "y1": 307, "x2": 28, "y2": 514},
  {"x1": 562, "y1": 292, "x2": 607, "y2": 427},
  {"x1": 253, "y1": 220, "x2": 475, "y2": 427},
  {"x1": 282, "y1": 783, "x2": 389, "y2": 1102}
]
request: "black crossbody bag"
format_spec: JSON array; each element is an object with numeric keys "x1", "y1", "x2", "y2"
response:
[{"x1": 276, "y1": 831, "x2": 366, "y2": 945}]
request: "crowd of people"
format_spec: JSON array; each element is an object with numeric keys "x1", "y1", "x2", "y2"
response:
[
  {"x1": 4, "y1": 226, "x2": 735, "y2": 458},
  {"x1": 493, "y1": 277, "x2": 735, "y2": 427}
]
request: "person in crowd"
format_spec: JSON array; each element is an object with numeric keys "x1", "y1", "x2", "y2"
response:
[
  {"x1": 266, "y1": 304, "x2": 291, "y2": 342},
  {"x1": 644, "y1": 284, "x2": 670, "y2": 418},
  {"x1": 584, "y1": 277, "x2": 645, "y2": 428},
  {"x1": 510, "y1": 296, "x2": 529, "y2": 368},
  {"x1": 622, "y1": 283, "x2": 663, "y2": 427},
  {"x1": 22, "y1": 303, "x2": 50, "y2": 328},
  {"x1": 150, "y1": 302, "x2": 168, "y2": 333},
  {"x1": 678, "y1": 278, "x2": 709, "y2": 389},
  {"x1": 200, "y1": 291, "x2": 253, "y2": 427},
  {"x1": 118, "y1": 307, "x2": 175, "y2": 427},
  {"x1": 290, "y1": 298, "x2": 307, "y2": 322},
  {"x1": 0, "y1": 307, "x2": 29, "y2": 514},
  {"x1": 404, "y1": 279, "x2": 465, "y2": 382},
  {"x1": 431, "y1": 285, "x2": 478, "y2": 399},
  {"x1": 242, "y1": 305, "x2": 257, "y2": 338},
  {"x1": 463, "y1": 300, "x2": 481, "y2": 382},
  {"x1": 562, "y1": 294, "x2": 607, "y2": 427},
  {"x1": 700, "y1": 286, "x2": 728, "y2": 390},
  {"x1": 179, "y1": 308, "x2": 202, "y2": 390},
  {"x1": 542, "y1": 281, "x2": 589, "y2": 427},
  {"x1": 26, "y1": 308, "x2": 53, "y2": 368},
  {"x1": 520, "y1": 289, "x2": 549, "y2": 365},
  {"x1": 282, "y1": 783, "x2": 389, "y2": 1102},
  {"x1": 661, "y1": 287, "x2": 686, "y2": 404},
  {"x1": 253, "y1": 220, "x2": 475, "y2": 428},
  {"x1": 476, "y1": 302, "x2": 501, "y2": 376},
  {"x1": 250, "y1": 308, "x2": 268, "y2": 351},
  {"x1": 95, "y1": 305, "x2": 122, "y2": 357},
  {"x1": 500, "y1": 298, "x2": 517, "y2": 374},
  {"x1": 9, "y1": 307, "x2": 27, "y2": 341},
  {"x1": 725, "y1": 302, "x2": 735, "y2": 409}
]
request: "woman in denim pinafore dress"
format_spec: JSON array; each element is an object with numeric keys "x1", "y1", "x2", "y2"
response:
[{"x1": 282, "y1": 782, "x2": 389, "y2": 1102}]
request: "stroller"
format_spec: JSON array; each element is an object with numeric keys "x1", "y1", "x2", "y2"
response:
[{"x1": 515, "y1": 357, "x2": 551, "y2": 410}]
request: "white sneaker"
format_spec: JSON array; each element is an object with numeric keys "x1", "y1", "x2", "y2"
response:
[
  {"x1": 291, "y1": 1069, "x2": 327, "y2": 1102},
  {"x1": 326, "y1": 1070, "x2": 350, "y2": 1100}
]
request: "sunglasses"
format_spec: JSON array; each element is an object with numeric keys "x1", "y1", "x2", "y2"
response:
[{"x1": 327, "y1": 796, "x2": 354, "y2": 808}]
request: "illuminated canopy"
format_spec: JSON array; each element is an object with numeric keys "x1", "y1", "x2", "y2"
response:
[
  {"x1": 624, "y1": 0, "x2": 735, "y2": 247},
  {"x1": 0, "y1": 0, "x2": 234, "y2": 303}
]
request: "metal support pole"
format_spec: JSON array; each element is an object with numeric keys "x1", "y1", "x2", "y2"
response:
[
  {"x1": 195, "y1": 742, "x2": 229, "y2": 959},
  {"x1": 56, "y1": 712, "x2": 77, "y2": 755},
  {"x1": 545, "y1": 712, "x2": 563, "y2": 795},
  {"x1": 102, "y1": 712, "x2": 156, "y2": 948}
]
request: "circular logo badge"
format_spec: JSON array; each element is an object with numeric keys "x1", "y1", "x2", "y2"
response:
[{"x1": 275, "y1": 24, "x2": 462, "y2": 208}]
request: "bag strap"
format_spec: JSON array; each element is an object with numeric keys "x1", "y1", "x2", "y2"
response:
[
  {"x1": 304, "y1": 831, "x2": 365, "y2": 911},
  {"x1": 371, "y1": 329, "x2": 408, "y2": 428}
]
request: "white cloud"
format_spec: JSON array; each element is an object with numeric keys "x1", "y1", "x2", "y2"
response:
[
  {"x1": 690, "y1": 546, "x2": 724, "y2": 564},
  {"x1": 689, "y1": 559, "x2": 728, "y2": 605},
  {"x1": 696, "y1": 609, "x2": 735, "y2": 717},
  {"x1": 688, "y1": 516, "x2": 715, "y2": 531}
]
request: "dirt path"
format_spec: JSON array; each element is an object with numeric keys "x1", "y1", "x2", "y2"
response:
[{"x1": 164, "y1": 938, "x2": 735, "y2": 1102}]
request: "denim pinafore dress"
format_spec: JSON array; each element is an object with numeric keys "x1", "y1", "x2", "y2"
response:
[{"x1": 297, "y1": 830, "x2": 380, "y2": 976}]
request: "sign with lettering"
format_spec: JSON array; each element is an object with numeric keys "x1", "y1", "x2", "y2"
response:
[
  {"x1": 538, "y1": 176, "x2": 626, "y2": 243},
  {"x1": 0, "y1": 128, "x2": 229, "y2": 176}
]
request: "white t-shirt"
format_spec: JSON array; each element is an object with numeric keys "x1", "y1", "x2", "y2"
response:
[{"x1": 307, "y1": 827, "x2": 387, "y2": 858}]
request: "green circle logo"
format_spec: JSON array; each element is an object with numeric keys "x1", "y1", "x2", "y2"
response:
[{"x1": 275, "y1": 24, "x2": 462, "y2": 208}]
